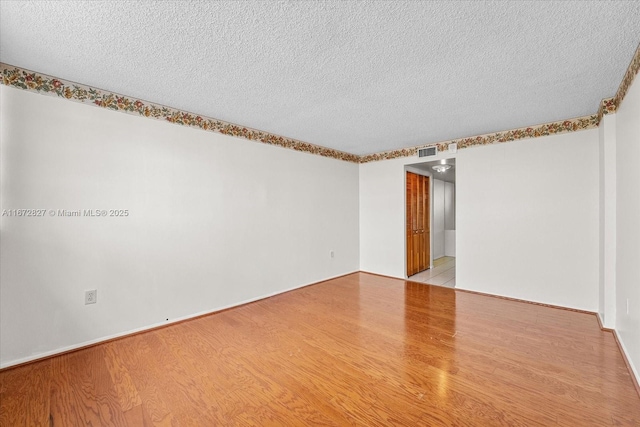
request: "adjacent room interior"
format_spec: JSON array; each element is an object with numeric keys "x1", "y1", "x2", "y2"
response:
[
  {"x1": 1, "y1": 1, "x2": 639, "y2": 425},
  {"x1": 406, "y1": 158, "x2": 456, "y2": 287}
]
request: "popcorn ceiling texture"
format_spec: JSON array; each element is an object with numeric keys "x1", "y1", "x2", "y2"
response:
[
  {"x1": 0, "y1": 64, "x2": 361, "y2": 163},
  {"x1": 1, "y1": 64, "x2": 608, "y2": 163},
  {"x1": 1, "y1": 1, "x2": 639, "y2": 156}
]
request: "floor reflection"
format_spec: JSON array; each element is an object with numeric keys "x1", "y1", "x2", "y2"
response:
[{"x1": 403, "y1": 280, "x2": 457, "y2": 402}]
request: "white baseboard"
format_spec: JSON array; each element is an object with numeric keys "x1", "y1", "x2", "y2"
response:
[
  {"x1": 0, "y1": 270, "x2": 359, "y2": 369},
  {"x1": 614, "y1": 329, "x2": 640, "y2": 390},
  {"x1": 597, "y1": 312, "x2": 606, "y2": 328}
]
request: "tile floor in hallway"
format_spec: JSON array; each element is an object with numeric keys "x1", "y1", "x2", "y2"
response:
[{"x1": 408, "y1": 256, "x2": 456, "y2": 287}]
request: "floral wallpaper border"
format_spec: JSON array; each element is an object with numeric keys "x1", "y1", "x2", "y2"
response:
[
  {"x1": 0, "y1": 64, "x2": 360, "y2": 163},
  {"x1": 598, "y1": 97, "x2": 617, "y2": 120},
  {"x1": 359, "y1": 115, "x2": 599, "y2": 163},
  {"x1": 2, "y1": 43, "x2": 639, "y2": 165},
  {"x1": 613, "y1": 43, "x2": 640, "y2": 110},
  {"x1": 593, "y1": 43, "x2": 639, "y2": 122}
]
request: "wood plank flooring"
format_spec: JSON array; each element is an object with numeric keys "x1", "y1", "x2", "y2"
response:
[{"x1": 1, "y1": 272, "x2": 639, "y2": 426}]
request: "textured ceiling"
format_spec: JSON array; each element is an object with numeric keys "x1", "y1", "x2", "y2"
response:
[{"x1": 1, "y1": 1, "x2": 639, "y2": 155}]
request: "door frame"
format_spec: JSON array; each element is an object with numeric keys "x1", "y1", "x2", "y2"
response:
[{"x1": 404, "y1": 158, "x2": 456, "y2": 279}]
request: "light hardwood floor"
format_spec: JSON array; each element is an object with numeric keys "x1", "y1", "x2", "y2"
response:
[
  {"x1": 1, "y1": 272, "x2": 638, "y2": 426},
  {"x1": 410, "y1": 256, "x2": 456, "y2": 287}
]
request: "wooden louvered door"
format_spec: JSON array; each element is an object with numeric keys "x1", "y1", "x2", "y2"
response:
[{"x1": 406, "y1": 172, "x2": 430, "y2": 276}]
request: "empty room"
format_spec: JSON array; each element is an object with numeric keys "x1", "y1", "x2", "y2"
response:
[{"x1": 1, "y1": 1, "x2": 639, "y2": 425}]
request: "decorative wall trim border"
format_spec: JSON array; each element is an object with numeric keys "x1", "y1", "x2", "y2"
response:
[
  {"x1": 0, "y1": 64, "x2": 360, "y2": 163},
  {"x1": 596, "y1": 43, "x2": 640, "y2": 122},
  {"x1": 359, "y1": 115, "x2": 598, "y2": 163},
  {"x1": 2, "y1": 43, "x2": 639, "y2": 166},
  {"x1": 598, "y1": 97, "x2": 617, "y2": 121},
  {"x1": 614, "y1": 43, "x2": 640, "y2": 110}
]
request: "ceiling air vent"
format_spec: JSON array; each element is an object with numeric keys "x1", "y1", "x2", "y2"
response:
[{"x1": 418, "y1": 146, "x2": 437, "y2": 158}]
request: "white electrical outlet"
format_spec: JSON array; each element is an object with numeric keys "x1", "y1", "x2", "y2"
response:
[{"x1": 85, "y1": 289, "x2": 97, "y2": 305}]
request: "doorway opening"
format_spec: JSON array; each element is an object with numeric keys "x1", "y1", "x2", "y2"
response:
[{"x1": 405, "y1": 158, "x2": 456, "y2": 287}]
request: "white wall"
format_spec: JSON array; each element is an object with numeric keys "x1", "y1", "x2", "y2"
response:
[
  {"x1": 615, "y1": 74, "x2": 640, "y2": 379},
  {"x1": 444, "y1": 231, "x2": 456, "y2": 257},
  {"x1": 457, "y1": 130, "x2": 600, "y2": 311},
  {"x1": 0, "y1": 86, "x2": 360, "y2": 367},
  {"x1": 444, "y1": 181, "x2": 456, "y2": 257},
  {"x1": 360, "y1": 130, "x2": 599, "y2": 311},
  {"x1": 444, "y1": 181, "x2": 455, "y2": 230},
  {"x1": 599, "y1": 113, "x2": 617, "y2": 328},
  {"x1": 360, "y1": 157, "x2": 408, "y2": 278},
  {"x1": 431, "y1": 178, "x2": 455, "y2": 259},
  {"x1": 432, "y1": 179, "x2": 445, "y2": 259}
]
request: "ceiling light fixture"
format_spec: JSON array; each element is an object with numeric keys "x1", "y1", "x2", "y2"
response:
[{"x1": 432, "y1": 164, "x2": 451, "y2": 173}]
